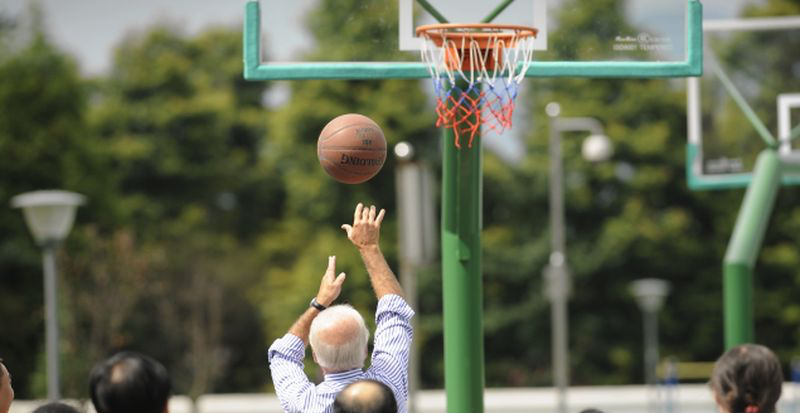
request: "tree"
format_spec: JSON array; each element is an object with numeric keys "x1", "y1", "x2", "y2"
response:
[
  {"x1": 63, "y1": 25, "x2": 276, "y2": 397},
  {"x1": 0, "y1": 7, "x2": 112, "y2": 397}
]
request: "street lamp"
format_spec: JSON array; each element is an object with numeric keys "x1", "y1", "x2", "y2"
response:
[
  {"x1": 544, "y1": 102, "x2": 612, "y2": 413},
  {"x1": 394, "y1": 142, "x2": 437, "y2": 413},
  {"x1": 11, "y1": 190, "x2": 86, "y2": 401},
  {"x1": 629, "y1": 278, "x2": 671, "y2": 387}
]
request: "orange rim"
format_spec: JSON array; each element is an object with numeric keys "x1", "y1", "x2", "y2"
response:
[{"x1": 415, "y1": 23, "x2": 538, "y2": 44}]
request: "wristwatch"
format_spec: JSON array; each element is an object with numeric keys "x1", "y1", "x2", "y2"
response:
[{"x1": 310, "y1": 297, "x2": 327, "y2": 311}]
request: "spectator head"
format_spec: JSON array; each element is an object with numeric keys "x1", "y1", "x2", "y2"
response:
[
  {"x1": 333, "y1": 379, "x2": 397, "y2": 413},
  {"x1": 0, "y1": 360, "x2": 13, "y2": 413},
  {"x1": 578, "y1": 410, "x2": 607, "y2": 413},
  {"x1": 89, "y1": 351, "x2": 171, "y2": 413},
  {"x1": 710, "y1": 344, "x2": 783, "y2": 413},
  {"x1": 310, "y1": 305, "x2": 370, "y2": 372},
  {"x1": 32, "y1": 402, "x2": 80, "y2": 413}
]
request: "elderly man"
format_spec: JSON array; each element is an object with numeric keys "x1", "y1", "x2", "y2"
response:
[
  {"x1": 0, "y1": 360, "x2": 13, "y2": 413},
  {"x1": 268, "y1": 203, "x2": 414, "y2": 413}
]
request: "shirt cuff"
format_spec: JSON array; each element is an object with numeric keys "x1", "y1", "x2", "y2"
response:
[
  {"x1": 267, "y1": 333, "x2": 306, "y2": 363},
  {"x1": 376, "y1": 294, "x2": 415, "y2": 321}
]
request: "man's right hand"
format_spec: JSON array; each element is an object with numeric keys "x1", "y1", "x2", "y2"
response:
[{"x1": 341, "y1": 203, "x2": 385, "y2": 251}]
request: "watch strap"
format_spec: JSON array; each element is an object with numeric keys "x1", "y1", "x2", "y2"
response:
[{"x1": 310, "y1": 297, "x2": 327, "y2": 311}]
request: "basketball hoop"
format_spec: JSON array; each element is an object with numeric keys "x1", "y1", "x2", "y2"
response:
[{"x1": 416, "y1": 23, "x2": 537, "y2": 148}]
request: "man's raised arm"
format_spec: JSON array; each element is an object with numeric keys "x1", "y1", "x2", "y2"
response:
[
  {"x1": 267, "y1": 256, "x2": 347, "y2": 412},
  {"x1": 341, "y1": 203, "x2": 404, "y2": 299}
]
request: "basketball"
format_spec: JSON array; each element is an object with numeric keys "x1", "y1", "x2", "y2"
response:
[{"x1": 317, "y1": 113, "x2": 387, "y2": 184}]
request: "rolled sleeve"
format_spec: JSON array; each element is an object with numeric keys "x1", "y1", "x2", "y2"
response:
[
  {"x1": 368, "y1": 294, "x2": 415, "y2": 398},
  {"x1": 268, "y1": 334, "x2": 315, "y2": 413},
  {"x1": 376, "y1": 294, "x2": 415, "y2": 322}
]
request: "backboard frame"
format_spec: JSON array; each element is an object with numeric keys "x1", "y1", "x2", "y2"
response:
[
  {"x1": 685, "y1": 16, "x2": 800, "y2": 191},
  {"x1": 242, "y1": 0, "x2": 702, "y2": 81}
]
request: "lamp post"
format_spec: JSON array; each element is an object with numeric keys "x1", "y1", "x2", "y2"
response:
[
  {"x1": 11, "y1": 190, "x2": 86, "y2": 401},
  {"x1": 629, "y1": 278, "x2": 671, "y2": 387},
  {"x1": 394, "y1": 142, "x2": 437, "y2": 413},
  {"x1": 545, "y1": 102, "x2": 613, "y2": 413}
]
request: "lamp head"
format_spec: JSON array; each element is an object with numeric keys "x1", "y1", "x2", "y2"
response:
[
  {"x1": 394, "y1": 141, "x2": 414, "y2": 161},
  {"x1": 11, "y1": 190, "x2": 86, "y2": 246},
  {"x1": 545, "y1": 102, "x2": 561, "y2": 117},
  {"x1": 582, "y1": 133, "x2": 613, "y2": 163},
  {"x1": 630, "y1": 278, "x2": 670, "y2": 313}
]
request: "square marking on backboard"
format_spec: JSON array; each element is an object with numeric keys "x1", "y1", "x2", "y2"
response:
[{"x1": 398, "y1": 0, "x2": 548, "y2": 52}]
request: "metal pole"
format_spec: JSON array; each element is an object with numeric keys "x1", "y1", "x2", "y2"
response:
[
  {"x1": 395, "y1": 153, "x2": 423, "y2": 413},
  {"x1": 42, "y1": 243, "x2": 61, "y2": 401},
  {"x1": 643, "y1": 310, "x2": 658, "y2": 386},
  {"x1": 441, "y1": 79, "x2": 484, "y2": 413},
  {"x1": 723, "y1": 149, "x2": 781, "y2": 348},
  {"x1": 548, "y1": 109, "x2": 570, "y2": 413},
  {"x1": 551, "y1": 275, "x2": 569, "y2": 413},
  {"x1": 549, "y1": 120, "x2": 566, "y2": 258}
]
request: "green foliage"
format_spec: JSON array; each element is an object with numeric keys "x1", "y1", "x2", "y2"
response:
[
  {"x1": 0, "y1": 14, "x2": 107, "y2": 397},
  {"x1": 73, "y1": 25, "x2": 274, "y2": 396},
  {"x1": 0, "y1": 14, "x2": 272, "y2": 397}
]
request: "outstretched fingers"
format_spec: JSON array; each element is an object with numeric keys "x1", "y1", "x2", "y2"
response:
[
  {"x1": 361, "y1": 204, "x2": 370, "y2": 222},
  {"x1": 353, "y1": 203, "x2": 364, "y2": 225},
  {"x1": 334, "y1": 272, "x2": 346, "y2": 286},
  {"x1": 326, "y1": 256, "x2": 337, "y2": 275},
  {"x1": 375, "y1": 208, "x2": 386, "y2": 226}
]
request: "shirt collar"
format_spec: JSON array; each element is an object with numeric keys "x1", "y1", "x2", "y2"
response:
[{"x1": 323, "y1": 368, "x2": 362, "y2": 383}]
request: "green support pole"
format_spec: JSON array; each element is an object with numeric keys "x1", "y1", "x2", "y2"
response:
[
  {"x1": 441, "y1": 80, "x2": 484, "y2": 413},
  {"x1": 723, "y1": 149, "x2": 781, "y2": 349}
]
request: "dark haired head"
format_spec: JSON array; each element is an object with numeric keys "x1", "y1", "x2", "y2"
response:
[
  {"x1": 89, "y1": 351, "x2": 171, "y2": 413},
  {"x1": 0, "y1": 359, "x2": 13, "y2": 413},
  {"x1": 333, "y1": 379, "x2": 397, "y2": 413},
  {"x1": 579, "y1": 410, "x2": 607, "y2": 413},
  {"x1": 32, "y1": 402, "x2": 80, "y2": 413},
  {"x1": 710, "y1": 344, "x2": 783, "y2": 413}
]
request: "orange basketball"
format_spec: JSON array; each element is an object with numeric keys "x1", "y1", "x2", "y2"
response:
[{"x1": 317, "y1": 113, "x2": 387, "y2": 184}]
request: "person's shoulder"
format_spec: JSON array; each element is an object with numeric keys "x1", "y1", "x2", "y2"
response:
[
  {"x1": 376, "y1": 294, "x2": 414, "y2": 320},
  {"x1": 378, "y1": 294, "x2": 412, "y2": 311},
  {"x1": 268, "y1": 333, "x2": 306, "y2": 359}
]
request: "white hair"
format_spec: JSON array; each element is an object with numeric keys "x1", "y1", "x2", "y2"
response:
[{"x1": 309, "y1": 304, "x2": 369, "y2": 371}]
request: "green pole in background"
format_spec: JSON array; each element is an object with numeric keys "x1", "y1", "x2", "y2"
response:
[
  {"x1": 441, "y1": 80, "x2": 485, "y2": 413},
  {"x1": 723, "y1": 149, "x2": 781, "y2": 349}
]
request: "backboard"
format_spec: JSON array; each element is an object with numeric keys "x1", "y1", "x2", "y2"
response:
[
  {"x1": 686, "y1": 16, "x2": 800, "y2": 190},
  {"x1": 243, "y1": 0, "x2": 701, "y2": 80}
]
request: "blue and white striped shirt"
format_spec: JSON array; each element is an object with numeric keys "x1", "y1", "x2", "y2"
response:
[{"x1": 268, "y1": 294, "x2": 415, "y2": 413}]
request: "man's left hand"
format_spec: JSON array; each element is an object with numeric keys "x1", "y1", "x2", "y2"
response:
[{"x1": 316, "y1": 256, "x2": 346, "y2": 307}]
